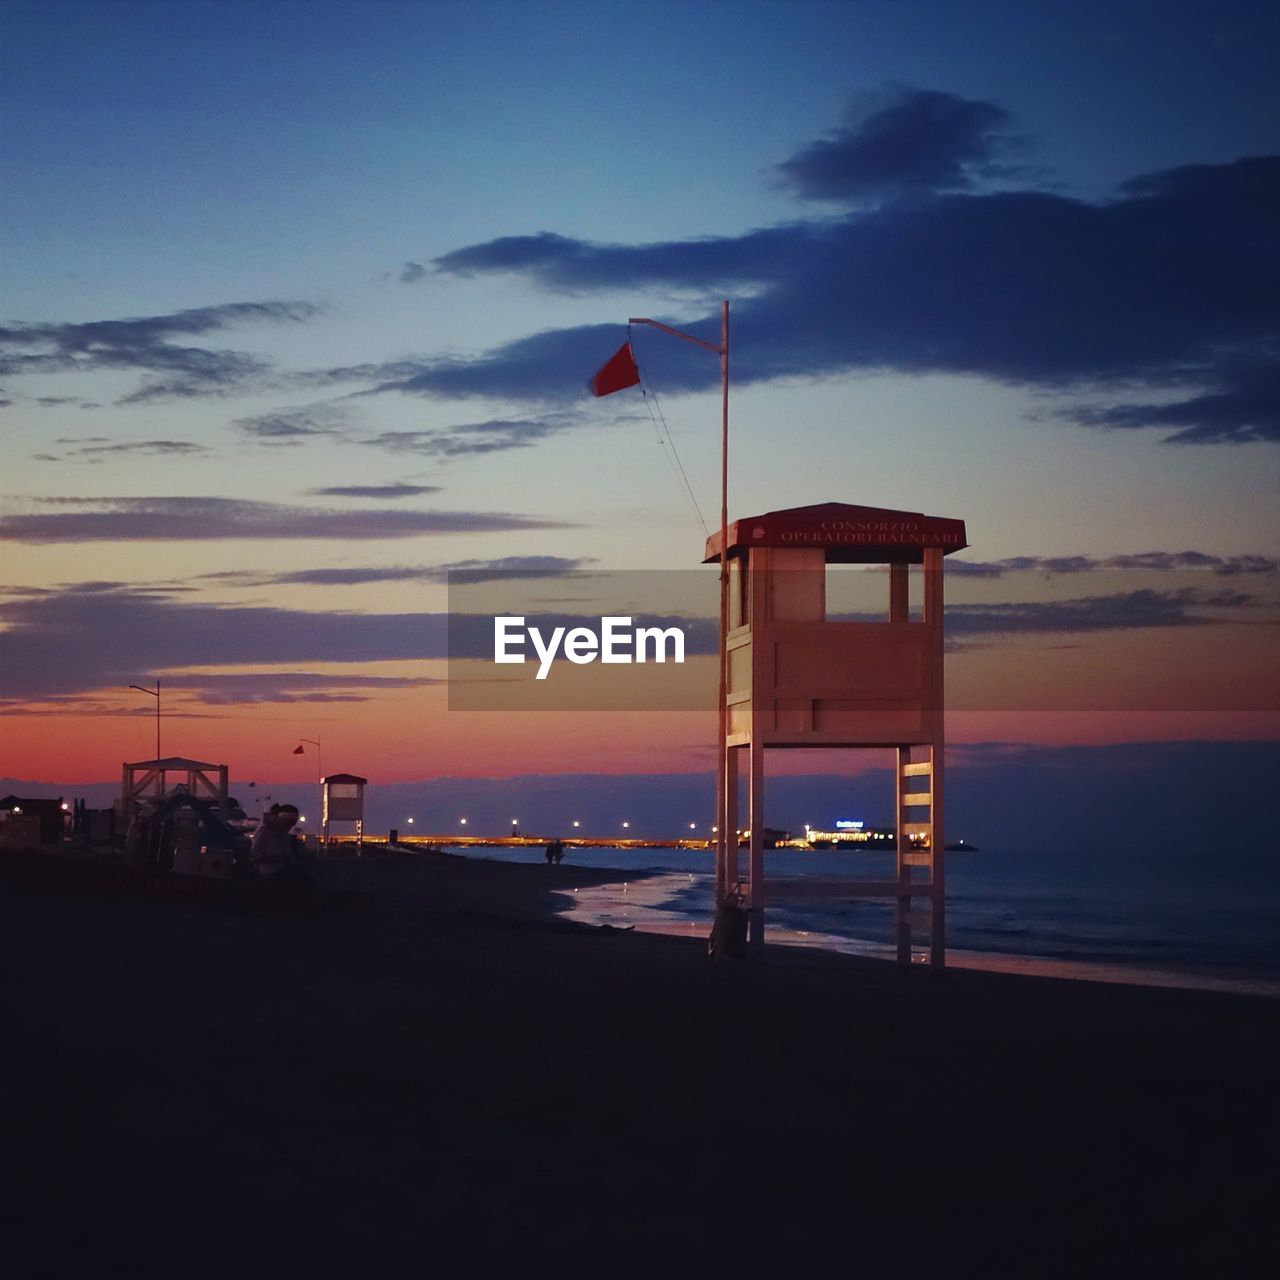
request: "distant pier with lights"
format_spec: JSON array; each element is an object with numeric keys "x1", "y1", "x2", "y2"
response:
[
  {"x1": 327, "y1": 820, "x2": 971, "y2": 852},
  {"x1": 341, "y1": 833, "x2": 716, "y2": 851}
]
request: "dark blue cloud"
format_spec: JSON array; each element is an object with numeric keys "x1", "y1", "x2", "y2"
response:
[
  {"x1": 950, "y1": 552, "x2": 1280, "y2": 576},
  {"x1": 1, "y1": 574, "x2": 1270, "y2": 705},
  {"x1": 0, "y1": 300, "x2": 320, "y2": 403},
  {"x1": 32, "y1": 439, "x2": 209, "y2": 463},
  {"x1": 434, "y1": 555, "x2": 594, "y2": 582},
  {"x1": 199, "y1": 566, "x2": 438, "y2": 587},
  {"x1": 366, "y1": 326, "x2": 661, "y2": 401},
  {"x1": 411, "y1": 119, "x2": 1279, "y2": 443},
  {"x1": 774, "y1": 86, "x2": 1023, "y2": 202},
  {"x1": 234, "y1": 404, "x2": 351, "y2": 442},
  {"x1": 1068, "y1": 357, "x2": 1279, "y2": 444},
  {"x1": 198, "y1": 555, "x2": 593, "y2": 588},
  {"x1": 943, "y1": 587, "x2": 1262, "y2": 638},
  {"x1": 305, "y1": 483, "x2": 442, "y2": 499},
  {"x1": 0, "y1": 497, "x2": 566, "y2": 542},
  {"x1": 358, "y1": 411, "x2": 602, "y2": 457},
  {"x1": 0, "y1": 583, "x2": 447, "y2": 699},
  {"x1": 433, "y1": 226, "x2": 813, "y2": 293},
  {"x1": 159, "y1": 672, "x2": 441, "y2": 705}
]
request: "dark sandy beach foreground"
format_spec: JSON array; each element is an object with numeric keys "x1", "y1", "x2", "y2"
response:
[{"x1": 4, "y1": 847, "x2": 1276, "y2": 1276}]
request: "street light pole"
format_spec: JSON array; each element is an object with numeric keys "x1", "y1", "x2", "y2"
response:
[
  {"x1": 129, "y1": 681, "x2": 160, "y2": 759},
  {"x1": 297, "y1": 737, "x2": 321, "y2": 847}
]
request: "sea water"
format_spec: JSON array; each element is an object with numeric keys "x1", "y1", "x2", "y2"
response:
[{"x1": 445, "y1": 844, "x2": 1280, "y2": 994}]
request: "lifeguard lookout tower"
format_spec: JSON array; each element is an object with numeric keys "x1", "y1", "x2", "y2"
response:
[
  {"x1": 704, "y1": 502, "x2": 967, "y2": 969},
  {"x1": 322, "y1": 773, "x2": 367, "y2": 847}
]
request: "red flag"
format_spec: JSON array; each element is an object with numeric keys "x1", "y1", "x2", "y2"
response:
[
  {"x1": 589, "y1": 342, "x2": 640, "y2": 397},
  {"x1": 293, "y1": 745, "x2": 305, "y2": 755}
]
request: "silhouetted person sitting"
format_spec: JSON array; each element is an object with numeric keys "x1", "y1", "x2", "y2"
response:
[{"x1": 250, "y1": 803, "x2": 311, "y2": 885}]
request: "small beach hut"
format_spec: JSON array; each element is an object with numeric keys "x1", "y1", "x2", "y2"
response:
[
  {"x1": 0, "y1": 795, "x2": 66, "y2": 846},
  {"x1": 322, "y1": 773, "x2": 368, "y2": 848}
]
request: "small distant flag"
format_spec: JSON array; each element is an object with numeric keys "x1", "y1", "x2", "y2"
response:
[
  {"x1": 293, "y1": 745, "x2": 305, "y2": 755},
  {"x1": 589, "y1": 341, "x2": 641, "y2": 397}
]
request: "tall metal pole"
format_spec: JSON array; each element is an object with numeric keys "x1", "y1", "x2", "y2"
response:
[
  {"x1": 626, "y1": 305, "x2": 732, "y2": 917},
  {"x1": 717, "y1": 301, "x2": 730, "y2": 911}
]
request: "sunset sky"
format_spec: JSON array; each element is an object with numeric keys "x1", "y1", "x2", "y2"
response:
[{"x1": 2, "y1": 0, "x2": 1277, "y2": 836}]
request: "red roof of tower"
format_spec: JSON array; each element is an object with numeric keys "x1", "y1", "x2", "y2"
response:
[{"x1": 704, "y1": 502, "x2": 967, "y2": 564}]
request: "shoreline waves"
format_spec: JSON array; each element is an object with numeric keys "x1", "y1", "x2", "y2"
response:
[
  {"x1": 556, "y1": 871, "x2": 1280, "y2": 997},
  {"x1": 442, "y1": 843, "x2": 1280, "y2": 997}
]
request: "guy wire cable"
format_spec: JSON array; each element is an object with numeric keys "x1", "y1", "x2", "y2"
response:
[{"x1": 628, "y1": 323, "x2": 710, "y2": 538}]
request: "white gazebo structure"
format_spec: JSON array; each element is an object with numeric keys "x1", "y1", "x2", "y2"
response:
[
  {"x1": 120, "y1": 757, "x2": 229, "y2": 819},
  {"x1": 705, "y1": 502, "x2": 967, "y2": 970}
]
